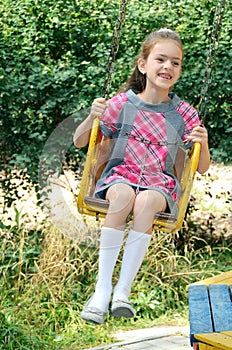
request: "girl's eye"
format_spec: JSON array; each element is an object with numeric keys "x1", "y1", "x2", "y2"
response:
[
  {"x1": 173, "y1": 61, "x2": 180, "y2": 66},
  {"x1": 156, "y1": 57, "x2": 164, "y2": 62}
]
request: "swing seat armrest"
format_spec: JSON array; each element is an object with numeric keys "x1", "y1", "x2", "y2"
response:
[{"x1": 84, "y1": 196, "x2": 110, "y2": 209}]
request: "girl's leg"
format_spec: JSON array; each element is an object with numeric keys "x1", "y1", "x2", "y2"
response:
[
  {"x1": 84, "y1": 227, "x2": 125, "y2": 310},
  {"x1": 111, "y1": 190, "x2": 166, "y2": 317},
  {"x1": 111, "y1": 228, "x2": 152, "y2": 317},
  {"x1": 104, "y1": 182, "x2": 136, "y2": 230},
  {"x1": 133, "y1": 189, "x2": 166, "y2": 234},
  {"x1": 81, "y1": 183, "x2": 135, "y2": 324}
]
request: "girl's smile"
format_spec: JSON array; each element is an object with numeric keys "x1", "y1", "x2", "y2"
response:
[{"x1": 158, "y1": 72, "x2": 172, "y2": 80}]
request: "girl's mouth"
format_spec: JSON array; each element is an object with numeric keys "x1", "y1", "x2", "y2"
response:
[{"x1": 158, "y1": 73, "x2": 172, "y2": 80}]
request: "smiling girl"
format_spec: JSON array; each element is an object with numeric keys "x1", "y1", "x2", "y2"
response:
[{"x1": 74, "y1": 28, "x2": 210, "y2": 325}]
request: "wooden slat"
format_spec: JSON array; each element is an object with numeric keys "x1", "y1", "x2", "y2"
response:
[
  {"x1": 193, "y1": 271, "x2": 232, "y2": 287},
  {"x1": 221, "y1": 331, "x2": 232, "y2": 337},
  {"x1": 188, "y1": 285, "x2": 214, "y2": 344},
  {"x1": 199, "y1": 344, "x2": 217, "y2": 350},
  {"x1": 188, "y1": 273, "x2": 232, "y2": 349},
  {"x1": 195, "y1": 332, "x2": 232, "y2": 350},
  {"x1": 84, "y1": 196, "x2": 110, "y2": 209},
  {"x1": 209, "y1": 285, "x2": 232, "y2": 332},
  {"x1": 222, "y1": 331, "x2": 232, "y2": 337},
  {"x1": 153, "y1": 211, "x2": 177, "y2": 222}
]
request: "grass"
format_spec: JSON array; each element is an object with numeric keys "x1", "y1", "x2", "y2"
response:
[
  {"x1": 0, "y1": 163, "x2": 231, "y2": 349},
  {"x1": 0, "y1": 219, "x2": 231, "y2": 350}
]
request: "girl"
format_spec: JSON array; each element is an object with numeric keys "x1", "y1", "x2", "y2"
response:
[{"x1": 73, "y1": 28, "x2": 210, "y2": 325}]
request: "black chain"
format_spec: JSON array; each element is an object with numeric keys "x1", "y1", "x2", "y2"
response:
[
  {"x1": 101, "y1": 0, "x2": 127, "y2": 98},
  {"x1": 101, "y1": 0, "x2": 226, "y2": 121},
  {"x1": 198, "y1": 0, "x2": 227, "y2": 124},
  {"x1": 101, "y1": 0, "x2": 226, "y2": 122}
]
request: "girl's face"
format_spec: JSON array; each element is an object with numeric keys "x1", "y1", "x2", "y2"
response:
[{"x1": 138, "y1": 40, "x2": 183, "y2": 92}]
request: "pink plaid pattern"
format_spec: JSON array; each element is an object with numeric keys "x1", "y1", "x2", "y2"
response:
[
  {"x1": 101, "y1": 94, "x2": 126, "y2": 134},
  {"x1": 100, "y1": 92, "x2": 200, "y2": 198},
  {"x1": 176, "y1": 100, "x2": 200, "y2": 142}
]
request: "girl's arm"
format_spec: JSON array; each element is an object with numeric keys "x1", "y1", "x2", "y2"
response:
[
  {"x1": 188, "y1": 124, "x2": 210, "y2": 174},
  {"x1": 73, "y1": 98, "x2": 107, "y2": 148}
]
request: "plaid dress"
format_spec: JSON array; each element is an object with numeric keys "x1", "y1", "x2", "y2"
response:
[{"x1": 94, "y1": 89, "x2": 200, "y2": 215}]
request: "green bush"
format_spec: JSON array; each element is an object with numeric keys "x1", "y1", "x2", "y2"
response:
[{"x1": 0, "y1": 0, "x2": 231, "y2": 198}]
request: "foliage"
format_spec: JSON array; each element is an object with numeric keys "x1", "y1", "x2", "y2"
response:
[{"x1": 0, "y1": 0, "x2": 231, "y2": 191}]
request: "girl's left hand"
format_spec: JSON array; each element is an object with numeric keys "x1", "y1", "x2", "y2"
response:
[{"x1": 188, "y1": 124, "x2": 208, "y2": 146}]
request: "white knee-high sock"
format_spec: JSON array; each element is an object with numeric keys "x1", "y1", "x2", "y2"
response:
[
  {"x1": 87, "y1": 226, "x2": 125, "y2": 312},
  {"x1": 113, "y1": 229, "x2": 152, "y2": 302}
]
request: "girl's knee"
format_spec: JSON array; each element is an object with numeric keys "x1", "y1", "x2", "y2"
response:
[
  {"x1": 132, "y1": 191, "x2": 166, "y2": 233},
  {"x1": 105, "y1": 184, "x2": 135, "y2": 224},
  {"x1": 106, "y1": 183, "x2": 135, "y2": 205},
  {"x1": 134, "y1": 190, "x2": 166, "y2": 213}
]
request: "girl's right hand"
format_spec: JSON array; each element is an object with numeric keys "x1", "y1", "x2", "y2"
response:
[{"x1": 89, "y1": 97, "x2": 109, "y2": 120}]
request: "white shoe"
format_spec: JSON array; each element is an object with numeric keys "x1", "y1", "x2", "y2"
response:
[
  {"x1": 81, "y1": 305, "x2": 107, "y2": 324},
  {"x1": 81, "y1": 298, "x2": 107, "y2": 324},
  {"x1": 110, "y1": 300, "x2": 135, "y2": 318}
]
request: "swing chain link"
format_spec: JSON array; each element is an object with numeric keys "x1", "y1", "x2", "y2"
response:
[
  {"x1": 101, "y1": 118, "x2": 188, "y2": 147},
  {"x1": 102, "y1": 0, "x2": 127, "y2": 98},
  {"x1": 198, "y1": 0, "x2": 227, "y2": 123},
  {"x1": 101, "y1": 0, "x2": 226, "y2": 121}
]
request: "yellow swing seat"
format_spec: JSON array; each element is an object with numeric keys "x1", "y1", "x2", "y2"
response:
[{"x1": 77, "y1": 117, "x2": 201, "y2": 233}]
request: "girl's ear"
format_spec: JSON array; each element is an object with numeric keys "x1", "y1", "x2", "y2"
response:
[{"x1": 137, "y1": 58, "x2": 146, "y2": 74}]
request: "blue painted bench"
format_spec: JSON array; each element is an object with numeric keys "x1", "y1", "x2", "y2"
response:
[{"x1": 188, "y1": 271, "x2": 232, "y2": 350}]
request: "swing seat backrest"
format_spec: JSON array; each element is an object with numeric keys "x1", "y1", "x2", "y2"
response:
[{"x1": 77, "y1": 117, "x2": 201, "y2": 233}]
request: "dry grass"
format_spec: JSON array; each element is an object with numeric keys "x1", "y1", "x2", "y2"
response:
[{"x1": 1, "y1": 162, "x2": 231, "y2": 244}]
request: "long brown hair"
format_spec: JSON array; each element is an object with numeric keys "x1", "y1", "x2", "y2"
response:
[{"x1": 122, "y1": 29, "x2": 184, "y2": 93}]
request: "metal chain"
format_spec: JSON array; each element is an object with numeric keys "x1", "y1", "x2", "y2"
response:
[
  {"x1": 198, "y1": 0, "x2": 227, "y2": 124},
  {"x1": 101, "y1": 118, "x2": 189, "y2": 147},
  {"x1": 98, "y1": 1, "x2": 227, "y2": 193},
  {"x1": 101, "y1": 0, "x2": 226, "y2": 119},
  {"x1": 135, "y1": 147, "x2": 149, "y2": 194},
  {"x1": 101, "y1": 0, "x2": 127, "y2": 98},
  {"x1": 101, "y1": 107, "x2": 193, "y2": 147}
]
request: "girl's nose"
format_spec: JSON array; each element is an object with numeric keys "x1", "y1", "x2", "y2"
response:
[{"x1": 164, "y1": 60, "x2": 172, "y2": 69}]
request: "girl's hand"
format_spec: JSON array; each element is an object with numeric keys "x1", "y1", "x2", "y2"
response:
[
  {"x1": 188, "y1": 123, "x2": 210, "y2": 174},
  {"x1": 188, "y1": 124, "x2": 208, "y2": 146},
  {"x1": 89, "y1": 97, "x2": 109, "y2": 120},
  {"x1": 73, "y1": 97, "x2": 109, "y2": 148}
]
